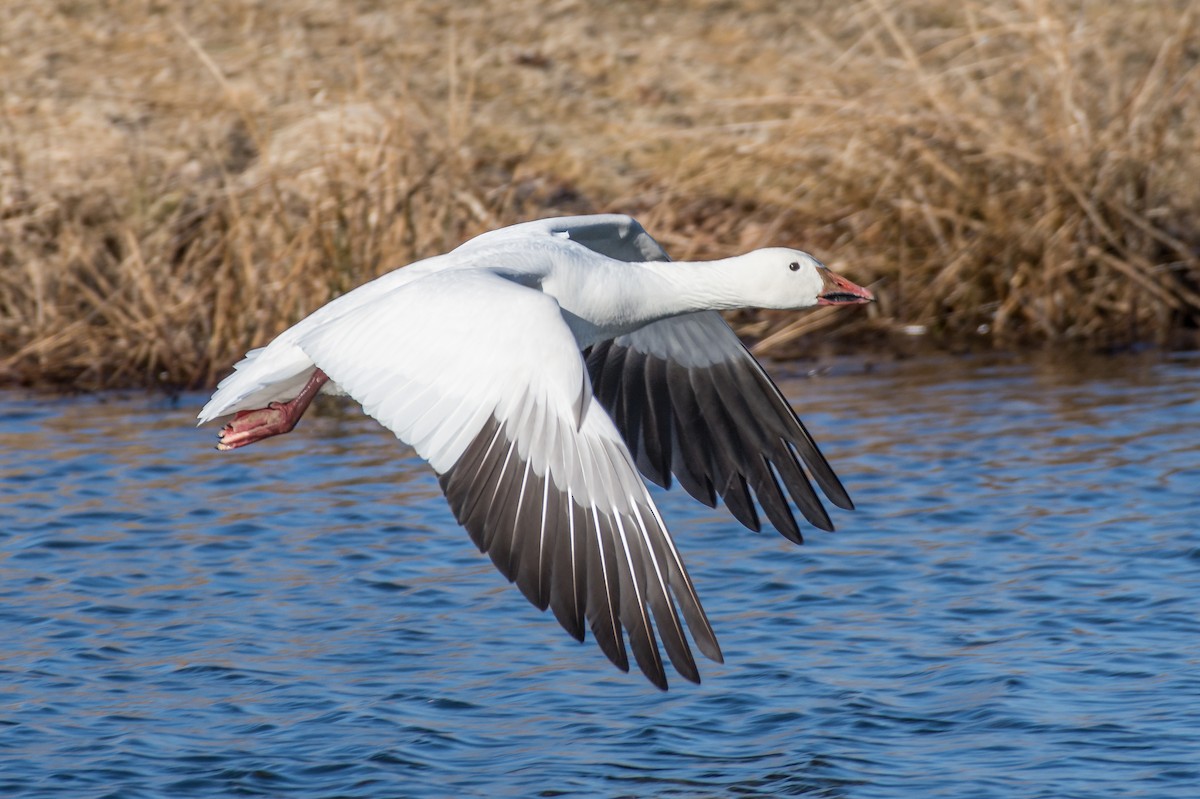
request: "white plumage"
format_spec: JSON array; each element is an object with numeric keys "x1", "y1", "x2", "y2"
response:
[{"x1": 199, "y1": 214, "x2": 873, "y2": 689}]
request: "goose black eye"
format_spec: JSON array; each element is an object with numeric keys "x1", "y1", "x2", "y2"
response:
[{"x1": 788, "y1": 261, "x2": 801, "y2": 272}]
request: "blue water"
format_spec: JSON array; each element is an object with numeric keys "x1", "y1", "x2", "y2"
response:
[{"x1": 2, "y1": 353, "x2": 1198, "y2": 798}]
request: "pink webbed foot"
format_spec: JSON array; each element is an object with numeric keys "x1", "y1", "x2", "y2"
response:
[
  {"x1": 215, "y1": 368, "x2": 330, "y2": 451},
  {"x1": 217, "y1": 403, "x2": 300, "y2": 450}
]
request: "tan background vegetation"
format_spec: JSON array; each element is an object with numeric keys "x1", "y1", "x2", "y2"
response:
[{"x1": 2, "y1": 0, "x2": 1198, "y2": 390}]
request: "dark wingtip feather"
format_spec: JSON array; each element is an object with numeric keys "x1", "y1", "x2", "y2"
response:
[
  {"x1": 438, "y1": 379, "x2": 723, "y2": 689},
  {"x1": 592, "y1": 322, "x2": 858, "y2": 548}
]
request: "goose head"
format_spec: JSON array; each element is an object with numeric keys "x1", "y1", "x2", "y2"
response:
[{"x1": 732, "y1": 248, "x2": 874, "y2": 310}]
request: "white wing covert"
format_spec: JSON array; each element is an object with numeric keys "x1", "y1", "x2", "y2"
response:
[{"x1": 455, "y1": 213, "x2": 671, "y2": 264}]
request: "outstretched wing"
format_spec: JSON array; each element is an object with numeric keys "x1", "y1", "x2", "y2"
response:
[
  {"x1": 587, "y1": 311, "x2": 854, "y2": 543},
  {"x1": 297, "y1": 268, "x2": 721, "y2": 689}
]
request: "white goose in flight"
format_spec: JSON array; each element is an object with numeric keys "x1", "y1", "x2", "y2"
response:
[{"x1": 198, "y1": 214, "x2": 874, "y2": 689}]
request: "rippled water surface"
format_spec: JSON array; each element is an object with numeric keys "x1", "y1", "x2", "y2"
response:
[{"x1": 3, "y1": 353, "x2": 1198, "y2": 798}]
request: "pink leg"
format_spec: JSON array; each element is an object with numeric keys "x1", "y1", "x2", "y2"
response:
[{"x1": 217, "y1": 369, "x2": 330, "y2": 451}]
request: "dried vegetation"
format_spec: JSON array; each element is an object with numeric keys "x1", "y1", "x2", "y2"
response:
[{"x1": 1, "y1": 0, "x2": 1198, "y2": 390}]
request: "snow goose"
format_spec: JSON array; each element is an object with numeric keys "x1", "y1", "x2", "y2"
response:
[{"x1": 198, "y1": 214, "x2": 873, "y2": 689}]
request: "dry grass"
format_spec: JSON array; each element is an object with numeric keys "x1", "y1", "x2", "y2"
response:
[{"x1": 2, "y1": 0, "x2": 1198, "y2": 390}]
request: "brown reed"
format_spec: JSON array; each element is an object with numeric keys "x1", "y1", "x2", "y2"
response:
[{"x1": 1, "y1": 0, "x2": 1197, "y2": 390}]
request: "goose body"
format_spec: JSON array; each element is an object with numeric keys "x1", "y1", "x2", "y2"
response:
[{"x1": 199, "y1": 214, "x2": 873, "y2": 689}]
